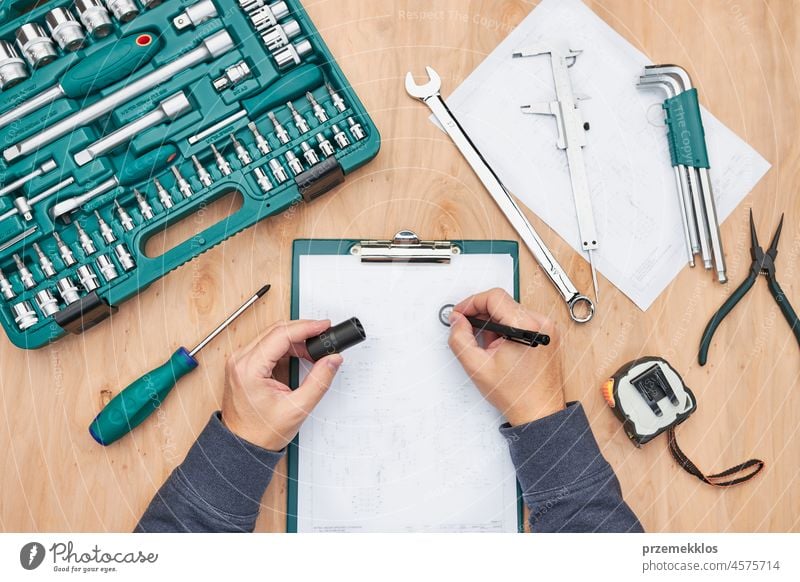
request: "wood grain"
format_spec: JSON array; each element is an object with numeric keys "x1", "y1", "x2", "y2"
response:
[{"x1": 1, "y1": 0, "x2": 797, "y2": 533}]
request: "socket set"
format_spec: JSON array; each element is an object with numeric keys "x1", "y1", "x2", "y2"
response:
[{"x1": 0, "y1": 0, "x2": 380, "y2": 349}]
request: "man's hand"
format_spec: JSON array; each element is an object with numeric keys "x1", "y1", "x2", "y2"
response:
[
  {"x1": 222, "y1": 319, "x2": 342, "y2": 451},
  {"x1": 448, "y1": 288, "x2": 565, "y2": 426}
]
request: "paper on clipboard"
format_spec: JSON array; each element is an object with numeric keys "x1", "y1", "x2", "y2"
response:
[{"x1": 294, "y1": 252, "x2": 520, "y2": 532}]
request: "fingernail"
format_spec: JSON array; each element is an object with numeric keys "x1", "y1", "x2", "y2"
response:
[{"x1": 449, "y1": 311, "x2": 459, "y2": 323}]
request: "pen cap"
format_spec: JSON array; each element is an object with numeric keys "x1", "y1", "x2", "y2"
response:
[{"x1": 306, "y1": 317, "x2": 366, "y2": 361}]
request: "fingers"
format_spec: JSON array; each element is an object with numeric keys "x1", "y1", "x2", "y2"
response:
[
  {"x1": 448, "y1": 311, "x2": 491, "y2": 376},
  {"x1": 454, "y1": 288, "x2": 547, "y2": 330},
  {"x1": 248, "y1": 319, "x2": 331, "y2": 370},
  {"x1": 291, "y1": 354, "x2": 343, "y2": 412}
]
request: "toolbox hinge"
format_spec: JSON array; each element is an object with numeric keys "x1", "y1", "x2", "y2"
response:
[
  {"x1": 296, "y1": 156, "x2": 345, "y2": 202},
  {"x1": 53, "y1": 291, "x2": 118, "y2": 335}
]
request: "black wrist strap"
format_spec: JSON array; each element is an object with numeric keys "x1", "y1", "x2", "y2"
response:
[{"x1": 667, "y1": 427, "x2": 765, "y2": 487}]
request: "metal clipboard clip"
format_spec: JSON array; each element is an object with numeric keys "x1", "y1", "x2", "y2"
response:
[{"x1": 351, "y1": 230, "x2": 460, "y2": 263}]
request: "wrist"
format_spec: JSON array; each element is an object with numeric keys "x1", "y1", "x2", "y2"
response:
[
  {"x1": 221, "y1": 414, "x2": 286, "y2": 452},
  {"x1": 504, "y1": 396, "x2": 566, "y2": 427}
]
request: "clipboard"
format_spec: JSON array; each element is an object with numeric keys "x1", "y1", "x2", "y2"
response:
[{"x1": 287, "y1": 230, "x2": 524, "y2": 532}]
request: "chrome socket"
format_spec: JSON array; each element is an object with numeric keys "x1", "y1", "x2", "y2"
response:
[
  {"x1": 105, "y1": 0, "x2": 140, "y2": 23},
  {"x1": 13, "y1": 254, "x2": 35, "y2": 290},
  {"x1": 33, "y1": 243, "x2": 56, "y2": 278},
  {"x1": 287, "y1": 101, "x2": 310, "y2": 133},
  {"x1": 268, "y1": 111, "x2": 290, "y2": 144},
  {"x1": 96, "y1": 254, "x2": 118, "y2": 282},
  {"x1": 12, "y1": 301, "x2": 38, "y2": 330},
  {"x1": 53, "y1": 233, "x2": 76, "y2": 267},
  {"x1": 77, "y1": 264, "x2": 99, "y2": 292},
  {"x1": 307, "y1": 92, "x2": 328, "y2": 123},
  {"x1": 261, "y1": 19, "x2": 301, "y2": 52},
  {"x1": 285, "y1": 151, "x2": 303, "y2": 176},
  {"x1": 114, "y1": 200, "x2": 134, "y2": 231},
  {"x1": 347, "y1": 117, "x2": 366, "y2": 141},
  {"x1": 171, "y1": 165, "x2": 195, "y2": 197},
  {"x1": 75, "y1": 222, "x2": 96, "y2": 254},
  {"x1": 0, "y1": 40, "x2": 28, "y2": 90},
  {"x1": 15, "y1": 23, "x2": 58, "y2": 69},
  {"x1": 45, "y1": 8, "x2": 86, "y2": 52},
  {"x1": 273, "y1": 39, "x2": 312, "y2": 70},
  {"x1": 191, "y1": 156, "x2": 213, "y2": 187},
  {"x1": 153, "y1": 177, "x2": 174, "y2": 209},
  {"x1": 57, "y1": 276, "x2": 80, "y2": 304},
  {"x1": 210, "y1": 145, "x2": 232, "y2": 176},
  {"x1": 94, "y1": 210, "x2": 117, "y2": 244},
  {"x1": 134, "y1": 189, "x2": 154, "y2": 220},
  {"x1": 231, "y1": 134, "x2": 252, "y2": 165},
  {"x1": 300, "y1": 141, "x2": 319, "y2": 166},
  {"x1": 114, "y1": 243, "x2": 136, "y2": 271},
  {"x1": 35, "y1": 289, "x2": 59, "y2": 317},
  {"x1": 74, "y1": 0, "x2": 113, "y2": 38},
  {"x1": 269, "y1": 158, "x2": 288, "y2": 184},
  {"x1": 212, "y1": 60, "x2": 252, "y2": 92},
  {"x1": 0, "y1": 268, "x2": 15, "y2": 300},
  {"x1": 253, "y1": 167, "x2": 273, "y2": 193},
  {"x1": 327, "y1": 83, "x2": 347, "y2": 113},
  {"x1": 315, "y1": 133, "x2": 335, "y2": 158},
  {"x1": 331, "y1": 124, "x2": 350, "y2": 149},
  {"x1": 250, "y1": 1, "x2": 290, "y2": 30},
  {"x1": 248, "y1": 122, "x2": 271, "y2": 155}
]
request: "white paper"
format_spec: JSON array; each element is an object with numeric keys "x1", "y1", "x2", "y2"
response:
[
  {"x1": 440, "y1": 0, "x2": 771, "y2": 310},
  {"x1": 295, "y1": 253, "x2": 519, "y2": 533}
]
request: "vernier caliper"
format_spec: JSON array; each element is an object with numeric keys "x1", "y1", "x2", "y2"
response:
[
  {"x1": 405, "y1": 66, "x2": 594, "y2": 323},
  {"x1": 514, "y1": 43, "x2": 601, "y2": 303}
]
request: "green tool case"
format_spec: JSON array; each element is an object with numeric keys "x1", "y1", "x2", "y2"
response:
[{"x1": 0, "y1": 0, "x2": 380, "y2": 349}]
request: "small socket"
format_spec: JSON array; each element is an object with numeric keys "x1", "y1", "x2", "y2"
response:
[
  {"x1": 212, "y1": 60, "x2": 252, "y2": 92},
  {"x1": 315, "y1": 133, "x2": 335, "y2": 158},
  {"x1": 114, "y1": 199, "x2": 134, "y2": 231},
  {"x1": 114, "y1": 244, "x2": 136, "y2": 271},
  {"x1": 33, "y1": 242, "x2": 56, "y2": 278},
  {"x1": 77, "y1": 264, "x2": 100, "y2": 292},
  {"x1": 96, "y1": 254, "x2": 118, "y2": 282},
  {"x1": 347, "y1": 117, "x2": 366, "y2": 141},
  {"x1": 53, "y1": 232, "x2": 76, "y2": 267},
  {"x1": 300, "y1": 142, "x2": 319, "y2": 166},
  {"x1": 261, "y1": 19, "x2": 301, "y2": 52},
  {"x1": 273, "y1": 39, "x2": 313, "y2": 70},
  {"x1": 332, "y1": 124, "x2": 350, "y2": 149},
  {"x1": 35, "y1": 289, "x2": 59, "y2": 317},
  {"x1": 253, "y1": 167, "x2": 273, "y2": 193},
  {"x1": 327, "y1": 83, "x2": 347, "y2": 113},
  {"x1": 134, "y1": 189, "x2": 154, "y2": 220},
  {"x1": 231, "y1": 134, "x2": 252, "y2": 165},
  {"x1": 94, "y1": 210, "x2": 117, "y2": 244},
  {"x1": 171, "y1": 166, "x2": 194, "y2": 198},
  {"x1": 248, "y1": 122, "x2": 271, "y2": 155},
  {"x1": 0, "y1": 40, "x2": 28, "y2": 90},
  {"x1": 210, "y1": 144, "x2": 232, "y2": 176},
  {"x1": 287, "y1": 101, "x2": 310, "y2": 134},
  {"x1": 268, "y1": 111, "x2": 290, "y2": 144},
  {"x1": 307, "y1": 91, "x2": 328, "y2": 123},
  {"x1": 153, "y1": 177, "x2": 174, "y2": 209},
  {"x1": 0, "y1": 268, "x2": 16, "y2": 300},
  {"x1": 57, "y1": 276, "x2": 81, "y2": 305},
  {"x1": 13, "y1": 253, "x2": 36, "y2": 290},
  {"x1": 285, "y1": 151, "x2": 304, "y2": 176},
  {"x1": 75, "y1": 222, "x2": 97, "y2": 254},
  {"x1": 269, "y1": 159, "x2": 289, "y2": 184},
  {"x1": 191, "y1": 155, "x2": 213, "y2": 187},
  {"x1": 12, "y1": 301, "x2": 38, "y2": 330}
]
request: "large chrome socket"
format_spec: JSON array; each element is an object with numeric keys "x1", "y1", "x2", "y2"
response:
[
  {"x1": 12, "y1": 301, "x2": 38, "y2": 330},
  {"x1": 35, "y1": 289, "x2": 60, "y2": 317},
  {"x1": 251, "y1": 1, "x2": 289, "y2": 31},
  {"x1": 56, "y1": 277, "x2": 81, "y2": 304},
  {"x1": 273, "y1": 39, "x2": 312, "y2": 70},
  {"x1": 105, "y1": 0, "x2": 140, "y2": 23},
  {"x1": 15, "y1": 23, "x2": 58, "y2": 69},
  {"x1": 45, "y1": 7, "x2": 86, "y2": 52},
  {"x1": 74, "y1": 0, "x2": 113, "y2": 38},
  {"x1": 0, "y1": 40, "x2": 28, "y2": 90},
  {"x1": 261, "y1": 19, "x2": 300, "y2": 52}
]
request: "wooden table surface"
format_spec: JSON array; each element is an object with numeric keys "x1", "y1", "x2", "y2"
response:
[{"x1": 1, "y1": 0, "x2": 798, "y2": 533}]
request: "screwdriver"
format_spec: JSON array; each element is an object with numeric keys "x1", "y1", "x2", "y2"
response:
[
  {"x1": 0, "y1": 32, "x2": 162, "y2": 132},
  {"x1": 89, "y1": 284, "x2": 271, "y2": 446}
]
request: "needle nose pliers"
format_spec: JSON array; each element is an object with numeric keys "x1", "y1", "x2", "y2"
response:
[{"x1": 699, "y1": 210, "x2": 800, "y2": 365}]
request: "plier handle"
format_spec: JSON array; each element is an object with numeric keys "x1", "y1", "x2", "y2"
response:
[{"x1": 699, "y1": 210, "x2": 800, "y2": 365}]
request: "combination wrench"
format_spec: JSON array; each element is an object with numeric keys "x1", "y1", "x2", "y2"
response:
[{"x1": 405, "y1": 66, "x2": 594, "y2": 323}]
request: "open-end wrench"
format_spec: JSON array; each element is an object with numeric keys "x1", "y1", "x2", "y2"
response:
[
  {"x1": 637, "y1": 74, "x2": 701, "y2": 266},
  {"x1": 644, "y1": 64, "x2": 726, "y2": 283},
  {"x1": 405, "y1": 66, "x2": 594, "y2": 323}
]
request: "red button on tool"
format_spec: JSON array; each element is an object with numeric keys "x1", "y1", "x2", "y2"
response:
[{"x1": 136, "y1": 34, "x2": 152, "y2": 47}]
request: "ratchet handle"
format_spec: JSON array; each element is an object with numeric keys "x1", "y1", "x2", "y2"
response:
[
  {"x1": 61, "y1": 32, "x2": 162, "y2": 98},
  {"x1": 89, "y1": 347, "x2": 198, "y2": 446},
  {"x1": 117, "y1": 143, "x2": 179, "y2": 186}
]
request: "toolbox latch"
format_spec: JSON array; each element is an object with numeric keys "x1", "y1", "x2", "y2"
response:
[
  {"x1": 54, "y1": 292, "x2": 118, "y2": 335},
  {"x1": 296, "y1": 157, "x2": 345, "y2": 202}
]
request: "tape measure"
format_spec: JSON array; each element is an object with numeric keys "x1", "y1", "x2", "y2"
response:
[{"x1": 602, "y1": 357, "x2": 764, "y2": 487}]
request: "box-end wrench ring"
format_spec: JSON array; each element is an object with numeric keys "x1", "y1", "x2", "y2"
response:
[{"x1": 405, "y1": 66, "x2": 594, "y2": 323}]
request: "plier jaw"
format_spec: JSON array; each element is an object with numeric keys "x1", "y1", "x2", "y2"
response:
[{"x1": 699, "y1": 210, "x2": 800, "y2": 365}]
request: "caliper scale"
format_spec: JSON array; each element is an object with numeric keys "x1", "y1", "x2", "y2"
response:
[{"x1": 514, "y1": 43, "x2": 601, "y2": 303}]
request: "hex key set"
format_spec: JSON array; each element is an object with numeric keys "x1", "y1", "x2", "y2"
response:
[{"x1": 0, "y1": 0, "x2": 380, "y2": 349}]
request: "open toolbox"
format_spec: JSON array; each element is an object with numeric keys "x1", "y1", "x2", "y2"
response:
[{"x1": 0, "y1": 0, "x2": 380, "y2": 349}]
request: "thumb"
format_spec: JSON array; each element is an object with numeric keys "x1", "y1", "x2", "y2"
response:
[
  {"x1": 291, "y1": 354, "x2": 343, "y2": 413},
  {"x1": 448, "y1": 311, "x2": 489, "y2": 376}
]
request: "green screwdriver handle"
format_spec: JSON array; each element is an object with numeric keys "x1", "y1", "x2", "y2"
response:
[
  {"x1": 117, "y1": 143, "x2": 179, "y2": 186},
  {"x1": 89, "y1": 347, "x2": 198, "y2": 446},
  {"x1": 61, "y1": 32, "x2": 162, "y2": 98}
]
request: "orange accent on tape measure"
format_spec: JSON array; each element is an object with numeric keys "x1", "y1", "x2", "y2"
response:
[{"x1": 601, "y1": 379, "x2": 616, "y2": 408}]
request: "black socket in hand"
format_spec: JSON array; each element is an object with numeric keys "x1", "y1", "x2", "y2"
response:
[{"x1": 306, "y1": 317, "x2": 366, "y2": 361}]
